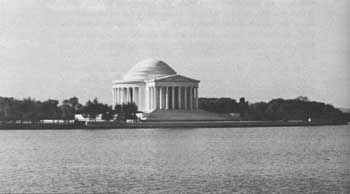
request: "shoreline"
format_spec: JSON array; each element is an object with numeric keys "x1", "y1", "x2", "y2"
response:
[{"x1": 0, "y1": 120, "x2": 347, "y2": 130}]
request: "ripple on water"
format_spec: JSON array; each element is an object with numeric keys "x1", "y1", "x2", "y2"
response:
[{"x1": 0, "y1": 126, "x2": 349, "y2": 193}]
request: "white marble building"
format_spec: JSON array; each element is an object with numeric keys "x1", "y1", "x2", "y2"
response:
[{"x1": 112, "y1": 59, "x2": 200, "y2": 113}]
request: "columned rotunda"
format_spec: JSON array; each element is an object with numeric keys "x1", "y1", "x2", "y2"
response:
[{"x1": 112, "y1": 59, "x2": 200, "y2": 113}]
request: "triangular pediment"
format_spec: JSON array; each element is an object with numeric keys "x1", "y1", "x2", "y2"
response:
[{"x1": 152, "y1": 74, "x2": 200, "y2": 83}]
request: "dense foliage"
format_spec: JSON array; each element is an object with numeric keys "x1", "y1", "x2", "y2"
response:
[
  {"x1": 113, "y1": 103, "x2": 138, "y2": 120},
  {"x1": 247, "y1": 97, "x2": 347, "y2": 122},
  {"x1": 0, "y1": 96, "x2": 138, "y2": 122},
  {"x1": 199, "y1": 97, "x2": 248, "y2": 116},
  {"x1": 199, "y1": 96, "x2": 348, "y2": 122},
  {"x1": 0, "y1": 97, "x2": 62, "y2": 123},
  {"x1": 1, "y1": 95, "x2": 347, "y2": 123}
]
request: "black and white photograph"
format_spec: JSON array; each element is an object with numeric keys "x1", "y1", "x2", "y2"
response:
[{"x1": 0, "y1": 0, "x2": 349, "y2": 193}]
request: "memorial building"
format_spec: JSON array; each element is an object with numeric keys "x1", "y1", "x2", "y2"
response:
[
  {"x1": 112, "y1": 58, "x2": 199, "y2": 112},
  {"x1": 112, "y1": 58, "x2": 229, "y2": 121}
]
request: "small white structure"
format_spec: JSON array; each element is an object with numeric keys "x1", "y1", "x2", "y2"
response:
[
  {"x1": 74, "y1": 114, "x2": 87, "y2": 121},
  {"x1": 112, "y1": 59, "x2": 200, "y2": 113},
  {"x1": 74, "y1": 114, "x2": 104, "y2": 122}
]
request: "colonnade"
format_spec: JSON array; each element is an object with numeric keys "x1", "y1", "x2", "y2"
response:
[
  {"x1": 112, "y1": 87, "x2": 142, "y2": 109},
  {"x1": 112, "y1": 86, "x2": 199, "y2": 111},
  {"x1": 147, "y1": 86, "x2": 198, "y2": 110}
]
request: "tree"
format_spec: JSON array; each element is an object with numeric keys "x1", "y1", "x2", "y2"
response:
[
  {"x1": 238, "y1": 97, "x2": 249, "y2": 117},
  {"x1": 101, "y1": 104, "x2": 113, "y2": 120},
  {"x1": 81, "y1": 98, "x2": 115, "y2": 121},
  {"x1": 62, "y1": 97, "x2": 83, "y2": 113},
  {"x1": 198, "y1": 97, "x2": 239, "y2": 113},
  {"x1": 244, "y1": 97, "x2": 348, "y2": 122},
  {"x1": 82, "y1": 99, "x2": 99, "y2": 120},
  {"x1": 21, "y1": 98, "x2": 41, "y2": 122},
  {"x1": 114, "y1": 104, "x2": 122, "y2": 114},
  {"x1": 113, "y1": 103, "x2": 138, "y2": 120},
  {"x1": 40, "y1": 99, "x2": 61, "y2": 121},
  {"x1": 247, "y1": 102, "x2": 268, "y2": 120},
  {"x1": 0, "y1": 97, "x2": 23, "y2": 122},
  {"x1": 60, "y1": 97, "x2": 83, "y2": 121},
  {"x1": 60, "y1": 104, "x2": 75, "y2": 121},
  {"x1": 122, "y1": 103, "x2": 138, "y2": 119}
]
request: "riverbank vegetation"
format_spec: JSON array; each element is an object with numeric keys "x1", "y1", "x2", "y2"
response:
[
  {"x1": 0, "y1": 96, "x2": 348, "y2": 123},
  {"x1": 199, "y1": 96, "x2": 349, "y2": 122},
  {"x1": 0, "y1": 96, "x2": 137, "y2": 123}
]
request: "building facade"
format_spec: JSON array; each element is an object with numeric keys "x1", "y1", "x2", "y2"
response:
[{"x1": 112, "y1": 59, "x2": 200, "y2": 113}]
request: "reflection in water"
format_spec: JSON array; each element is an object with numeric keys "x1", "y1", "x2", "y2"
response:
[{"x1": 0, "y1": 126, "x2": 349, "y2": 193}]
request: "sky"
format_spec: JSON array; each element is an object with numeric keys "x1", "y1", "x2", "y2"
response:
[{"x1": 0, "y1": 0, "x2": 349, "y2": 108}]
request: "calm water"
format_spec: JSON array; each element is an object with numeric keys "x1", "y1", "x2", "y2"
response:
[{"x1": 0, "y1": 126, "x2": 349, "y2": 193}]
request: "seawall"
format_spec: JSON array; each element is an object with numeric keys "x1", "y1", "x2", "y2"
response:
[{"x1": 0, "y1": 120, "x2": 347, "y2": 129}]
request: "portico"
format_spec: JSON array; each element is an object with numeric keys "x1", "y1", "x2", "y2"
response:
[{"x1": 112, "y1": 77, "x2": 199, "y2": 112}]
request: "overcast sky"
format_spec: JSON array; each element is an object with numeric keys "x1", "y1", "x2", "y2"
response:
[{"x1": 0, "y1": 0, "x2": 349, "y2": 108}]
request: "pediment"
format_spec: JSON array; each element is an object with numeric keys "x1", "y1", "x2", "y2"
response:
[{"x1": 153, "y1": 74, "x2": 200, "y2": 83}]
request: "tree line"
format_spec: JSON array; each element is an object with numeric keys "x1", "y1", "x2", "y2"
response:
[
  {"x1": 0, "y1": 96, "x2": 138, "y2": 123},
  {"x1": 1, "y1": 95, "x2": 348, "y2": 123},
  {"x1": 199, "y1": 96, "x2": 349, "y2": 122},
  {"x1": 198, "y1": 97, "x2": 249, "y2": 116}
]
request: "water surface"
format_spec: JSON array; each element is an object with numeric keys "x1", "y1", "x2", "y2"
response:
[{"x1": 0, "y1": 126, "x2": 349, "y2": 193}]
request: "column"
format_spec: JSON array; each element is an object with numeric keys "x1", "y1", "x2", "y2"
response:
[
  {"x1": 116, "y1": 88, "x2": 119, "y2": 104},
  {"x1": 132, "y1": 87, "x2": 136, "y2": 104},
  {"x1": 195, "y1": 87, "x2": 199, "y2": 109},
  {"x1": 178, "y1": 87, "x2": 182, "y2": 109},
  {"x1": 126, "y1": 88, "x2": 130, "y2": 103},
  {"x1": 149, "y1": 87, "x2": 153, "y2": 110},
  {"x1": 115, "y1": 88, "x2": 118, "y2": 105},
  {"x1": 149, "y1": 87, "x2": 152, "y2": 110},
  {"x1": 194, "y1": 87, "x2": 196, "y2": 109},
  {"x1": 146, "y1": 87, "x2": 149, "y2": 110},
  {"x1": 159, "y1": 87, "x2": 163, "y2": 109},
  {"x1": 172, "y1": 87, "x2": 175, "y2": 109},
  {"x1": 112, "y1": 88, "x2": 115, "y2": 110},
  {"x1": 125, "y1": 88, "x2": 128, "y2": 103},
  {"x1": 153, "y1": 87, "x2": 156, "y2": 109},
  {"x1": 119, "y1": 88, "x2": 122, "y2": 104},
  {"x1": 125, "y1": 87, "x2": 128, "y2": 103},
  {"x1": 184, "y1": 87, "x2": 187, "y2": 109},
  {"x1": 165, "y1": 87, "x2": 169, "y2": 110},
  {"x1": 121, "y1": 87, "x2": 124, "y2": 104},
  {"x1": 138, "y1": 87, "x2": 142, "y2": 111},
  {"x1": 116, "y1": 88, "x2": 121, "y2": 104},
  {"x1": 193, "y1": 87, "x2": 196, "y2": 109},
  {"x1": 131, "y1": 87, "x2": 134, "y2": 103},
  {"x1": 134, "y1": 87, "x2": 137, "y2": 106},
  {"x1": 117, "y1": 88, "x2": 121, "y2": 104},
  {"x1": 189, "y1": 87, "x2": 193, "y2": 109},
  {"x1": 155, "y1": 87, "x2": 159, "y2": 109}
]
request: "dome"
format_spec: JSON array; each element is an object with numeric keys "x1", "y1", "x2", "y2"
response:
[{"x1": 123, "y1": 59, "x2": 177, "y2": 81}]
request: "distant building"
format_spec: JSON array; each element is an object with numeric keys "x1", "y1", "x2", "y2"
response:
[
  {"x1": 112, "y1": 58, "x2": 199, "y2": 112},
  {"x1": 112, "y1": 58, "x2": 231, "y2": 121}
]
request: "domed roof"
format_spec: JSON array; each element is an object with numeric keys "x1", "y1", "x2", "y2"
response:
[{"x1": 123, "y1": 59, "x2": 177, "y2": 81}]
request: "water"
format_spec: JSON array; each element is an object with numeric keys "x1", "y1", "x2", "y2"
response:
[{"x1": 0, "y1": 126, "x2": 349, "y2": 193}]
